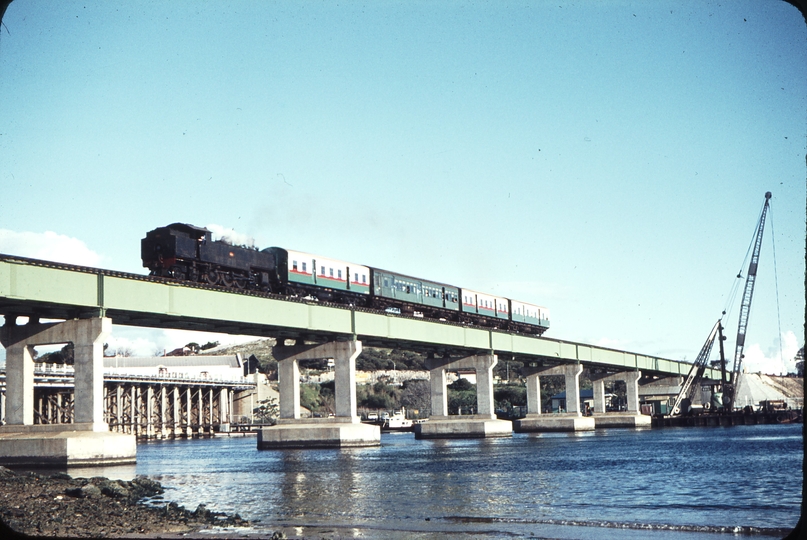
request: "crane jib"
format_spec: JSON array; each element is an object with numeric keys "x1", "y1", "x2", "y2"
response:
[
  {"x1": 726, "y1": 192, "x2": 771, "y2": 410},
  {"x1": 670, "y1": 191, "x2": 772, "y2": 416}
]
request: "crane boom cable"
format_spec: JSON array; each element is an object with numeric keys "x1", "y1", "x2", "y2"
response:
[
  {"x1": 728, "y1": 192, "x2": 771, "y2": 409},
  {"x1": 722, "y1": 271, "x2": 742, "y2": 326},
  {"x1": 722, "y1": 202, "x2": 765, "y2": 325},
  {"x1": 769, "y1": 206, "x2": 784, "y2": 372}
]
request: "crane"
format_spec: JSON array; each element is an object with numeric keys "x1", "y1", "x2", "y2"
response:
[
  {"x1": 670, "y1": 191, "x2": 771, "y2": 416},
  {"x1": 722, "y1": 191, "x2": 772, "y2": 411},
  {"x1": 670, "y1": 319, "x2": 722, "y2": 415}
]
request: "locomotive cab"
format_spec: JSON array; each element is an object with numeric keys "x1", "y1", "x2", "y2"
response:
[{"x1": 141, "y1": 223, "x2": 209, "y2": 276}]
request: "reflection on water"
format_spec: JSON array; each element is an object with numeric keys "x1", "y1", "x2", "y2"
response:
[
  {"x1": 22, "y1": 463, "x2": 137, "y2": 481},
  {"x1": 133, "y1": 424, "x2": 801, "y2": 539}
]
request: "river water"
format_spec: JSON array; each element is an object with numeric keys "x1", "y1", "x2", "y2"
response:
[{"x1": 125, "y1": 423, "x2": 801, "y2": 539}]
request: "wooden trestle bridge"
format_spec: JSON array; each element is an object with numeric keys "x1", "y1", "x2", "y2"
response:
[{"x1": 0, "y1": 363, "x2": 257, "y2": 439}]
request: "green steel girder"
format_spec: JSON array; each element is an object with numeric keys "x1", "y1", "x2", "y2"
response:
[{"x1": 0, "y1": 256, "x2": 716, "y2": 378}]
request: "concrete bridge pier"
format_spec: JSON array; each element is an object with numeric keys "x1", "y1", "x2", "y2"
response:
[
  {"x1": 415, "y1": 353, "x2": 512, "y2": 439},
  {"x1": 514, "y1": 363, "x2": 595, "y2": 432},
  {"x1": 591, "y1": 370, "x2": 651, "y2": 428},
  {"x1": 257, "y1": 340, "x2": 380, "y2": 449},
  {"x1": 0, "y1": 316, "x2": 136, "y2": 466}
]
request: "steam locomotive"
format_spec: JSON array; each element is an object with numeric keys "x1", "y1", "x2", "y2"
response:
[{"x1": 141, "y1": 223, "x2": 550, "y2": 335}]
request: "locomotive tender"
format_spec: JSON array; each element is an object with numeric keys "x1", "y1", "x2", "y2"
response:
[{"x1": 141, "y1": 223, "x2": 550, "y2": 335}]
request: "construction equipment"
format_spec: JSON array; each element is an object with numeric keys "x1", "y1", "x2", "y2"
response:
[
  {"x1": 671, "y1": 319, "x2": 721, "y2": 415},
  {"x1": 722, "y1": 191, "x2": 772, "y2": 411},
  {"x1": 670, "y1": 192, "x2": 772, "y2": 415}
]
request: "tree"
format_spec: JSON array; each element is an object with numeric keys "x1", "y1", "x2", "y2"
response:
[
  {"x1": 300, "y1": 384, "x2": 322, "y2": 412},
  {"x1": 356, "y1": 347, "x2": 427, "y2": 371},
  {"x1": 400, "y1": 379, "x2": 431, "y2": 416},
  {"x1": 539, "y1": 375, "x2": 566, "y2": 412},
  {"x1": 448, "y1": 378, "x2": 476, "y2": 414},
  {"x1": 357, "y1": 381, "x2": 401, "y2": 411},
  {"x1": 110, "y1": 346, "x2": 134, "y2": 357},
  {"x1": 494, "y1": 384, "x2": 527, "y2": 409},
  {"x1": 253, "y1": 397, "x2": 279, "y2": 425},
  {"x1": 37, "y1": 343, "x2": 74, "y2": 364},
  {"x1": 200, "y1": 341, "x2": 219, "y2": 351},
  {"x1": 448, "y1": 378, "x2": 474, "y2": 392},
  {"x1": 494, "y1": 359, "x2": 524, "y2": 382}
]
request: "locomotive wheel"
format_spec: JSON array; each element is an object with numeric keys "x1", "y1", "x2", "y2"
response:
[
  {"x1": 233, "y1": 275, "x2": 248, "y2": 289},
  {"x1": 220, "y1": 272, "x2": 234, "y2": 287},
  {"x1": 203, "y1": 270, "x2": 219, "y2": 285},
  {"x1": 168, "y1": 265, "x2": 185, "y2": 280}
]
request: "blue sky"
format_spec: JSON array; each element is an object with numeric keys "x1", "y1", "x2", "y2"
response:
[{"x1": 1, "y1": 1, "x2": 804, "y2": 373}]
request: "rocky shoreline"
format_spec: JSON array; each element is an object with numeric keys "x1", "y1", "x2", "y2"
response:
[{"x1": 0, "y1": 466, "x2": 259, "y2": 538}]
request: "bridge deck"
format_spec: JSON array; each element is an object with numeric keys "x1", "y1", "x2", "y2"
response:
[{"x1": 0, "y1": 254, "x2": 717, "y2": 378}]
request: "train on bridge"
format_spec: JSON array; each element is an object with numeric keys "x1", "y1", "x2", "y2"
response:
[{"x1": 141, "y1": 223, "x2": 550, "y2": 336}]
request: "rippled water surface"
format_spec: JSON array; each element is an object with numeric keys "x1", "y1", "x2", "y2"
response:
[{"x1": 134, "y1": 424, "x2": 802, "y2": 539}]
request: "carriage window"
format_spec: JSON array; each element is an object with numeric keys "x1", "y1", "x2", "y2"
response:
[
  {"x1": 338, "y1": 269, "x2": 342, "y2": 279},
  {"x1": 321, "y1": 267, "x2": 325, "y2": 275},
  {"x1": 330, "y1": 268, "x2": 334, "y2": 277},
  {"x1": 302, "y1": 262, "x2": 307, "y2": 273},
  {"x1": 292, "y1": 261, "x2": 298, "y2": 271},
  {"x1": 354, "y1": 273, "x2": 358, "y2": 282},
  {"x1": 362, "y1": 274, "x2": 367, "y2": 284}
]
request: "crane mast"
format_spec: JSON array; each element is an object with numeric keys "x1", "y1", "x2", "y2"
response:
[{"x1": 723, "y1": 191, "x2": 772, "y2": 411}]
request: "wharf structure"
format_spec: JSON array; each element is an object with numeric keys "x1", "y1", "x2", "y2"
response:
[
  {"x1": 0, "y1": 354, "x2": 270, "y2": 439},
  {"x1": 0, "y1": 254, "x2": 723, "y2": 463}
]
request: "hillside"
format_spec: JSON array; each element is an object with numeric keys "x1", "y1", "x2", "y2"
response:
[
  {"x1": 735, "y1": 373, "x2": 803, "y2": 408},
  {"x1": 199, "y1": 339, "x2": 427, "y2": 372},
  {"x1": 205, "y1": 338, "x2": 277, "y2": 359}
]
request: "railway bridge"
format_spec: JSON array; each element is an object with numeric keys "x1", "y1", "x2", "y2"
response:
[{"x1": 0, "y1": 254, "x2": 719, "y2": 463}]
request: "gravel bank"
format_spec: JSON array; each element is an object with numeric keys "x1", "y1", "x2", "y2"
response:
[{"x1": 0, "y1": 466, "x2": 255, "y2": 538}]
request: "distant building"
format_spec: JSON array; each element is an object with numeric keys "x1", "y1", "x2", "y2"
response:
[{"x1": 103, "y1": 354, "x2": 246, "y2": 381}]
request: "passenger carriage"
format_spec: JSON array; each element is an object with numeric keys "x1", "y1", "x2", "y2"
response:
[
  {"x1": 262, "y1": 247, "x2": 371, "y2": 302},
  {"x1": 510, "y1": 300, "x2": 550, "y2": 334},
  {"x1": 460, "y1": 289, "x2": 510, "y2": 322},
  {"x1": 372, "y1": 268, "x2": 460, "y2": 317},
  {"x1": 141, "y1": 223, "x2": 549, "y2": 335}
]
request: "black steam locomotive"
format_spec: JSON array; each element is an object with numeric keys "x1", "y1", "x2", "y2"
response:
[{"x1": 141, "y1": 223, "x2": 550, "y2": 335}]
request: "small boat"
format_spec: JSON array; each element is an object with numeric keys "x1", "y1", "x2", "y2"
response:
[{"x1": 381, "y1": 408, "x2": 414, "y2": 432}]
